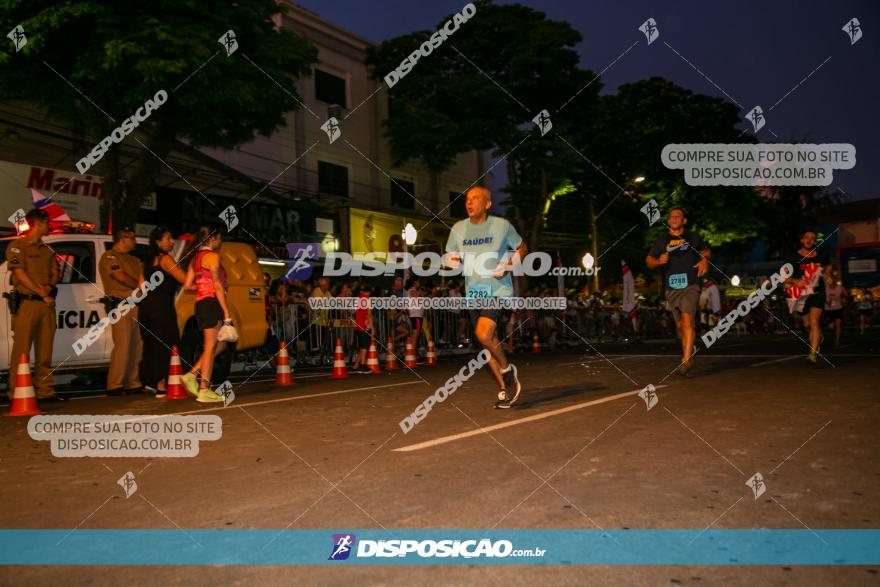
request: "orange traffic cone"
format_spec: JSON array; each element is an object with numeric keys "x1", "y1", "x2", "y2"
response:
[
  {"x1": 6, "y1": 353, "x2": 44, "y2": 416},
  {"x1": 165, "y1": 346, "x2": 188, "y2": 400},
  {"x1": 425, "y1": 340, "x2": 437, "y2": 366},
  {"x1": 532, "y1": 334, "x2": 540, "y2": 354},
  {"x1": 384, "y1": 335, "x2": 400, "y2": 371},
  {"x1": 404, "y1": 338, "x2": 417, "y2": 368},
  {"x1": 330, "y1": 338, "x2": 349, "y2": 379},
  {"x1": 366, "y1": 339, "x2": 382, "y2": 373},
  {"x1": 275, "y1": 341, "x2": 294, "y2": 386}
]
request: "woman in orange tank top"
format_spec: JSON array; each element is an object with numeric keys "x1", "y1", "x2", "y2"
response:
[{"x1": 179, "y1": 224, "x2": 231, "y2": 403}]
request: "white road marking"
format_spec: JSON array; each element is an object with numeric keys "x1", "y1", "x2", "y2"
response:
[
  {"x1": 169, "y1": 380, "x2": 419, "y2": 415},
  {"x1": 50, "y1": 373, "x2": 393, "y2": 400},
  {"x1": 67, "y1": 393, "x2": 105, "y2": 400},
  {"x1": 559, "y1": 353, "x2": 876, "y2": 368},
  {"x1": 227, "y1": 373, "x2": 335, "y2": 384},
  {"x1": 558, "y1": 354, "x2": 778, "y2": 364},
  {"x1": 556, "y1": 356, "x2": 648, "y2": 366},
  {"x1": 749, "y1": 355, "x2": 801, "y2": 367},
  {"x1": 393, "y1": 385, "x2": 669, "y2": 452}
]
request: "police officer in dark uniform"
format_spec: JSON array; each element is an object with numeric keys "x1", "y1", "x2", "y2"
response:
[{"x1": 5, "y1": 209, "x2": 66, "y2": 401}]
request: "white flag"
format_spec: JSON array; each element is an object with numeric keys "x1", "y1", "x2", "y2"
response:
[{"x1": 622, "y1": 259, "x2": 636, "y2": 313}]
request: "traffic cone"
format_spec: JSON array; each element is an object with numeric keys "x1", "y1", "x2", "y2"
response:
[
  {"x1": 384, "y1": 335, "x2": 400, "y2": 371},
  {"x1": 6, "y1": 354, "x2": 44, "y2": 416},
  {"x1": 275, "y1": 341, "x2": 294, "y2": 386},
  {"x1": 404, "y1": 338, "x2": 417, "y2": 368},
  {"x1": 532, "y1": 334, "x2": 541, "y2": 354},
  {"x1": 366, "y1": 339, "x2": 382, "y2": 373},
  {"x1": 164, "y1": 346, "x2": 188, "y2": 400},
  {"x1": 425, "y1": 340, "x2": 437, "y2": 366},
  {"x1": 330, "y1": 338, "x2": 349, "y2": 379}
]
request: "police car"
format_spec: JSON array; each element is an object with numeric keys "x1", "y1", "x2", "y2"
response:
[{"x1": 0, "y1": 223, "x2": 268, "y2": 386}]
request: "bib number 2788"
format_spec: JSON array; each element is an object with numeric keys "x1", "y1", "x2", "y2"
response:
[{"x1": 668, "y1": 273, "x2": 688, "y2": 290}]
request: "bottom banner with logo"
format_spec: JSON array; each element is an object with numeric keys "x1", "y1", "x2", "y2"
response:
[{"x1": 1, "y1": 530, "x2": 878, "y2": 565}]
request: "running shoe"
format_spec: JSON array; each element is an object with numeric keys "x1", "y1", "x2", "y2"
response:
[
  {"x1": 806, "y1": 352, "x2": 817, "y2": 365},
  {"x1": 196, "y1": 389, "x2": 224, "y2": 403},
  {"x1": 144, "y1": 385, "x2": 166, "y2": 399},
  {"x1": 144, "y1": 385, "x2": 167, "y2": 399},
  {"x1": 494, "y1": 389, "x2": 512, "y2": 409},
  {"x1": 501, "y1": 363, "x2": 522, "y2": 404},
  {"x1": 181, "y1": 373, "x2": 199, "y2": 397},
  {"x1": 676, "y1": 359, "x2": 693, "y2": 376}
]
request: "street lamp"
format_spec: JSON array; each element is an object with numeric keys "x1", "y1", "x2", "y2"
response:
[
  {"x1": 402, "y1": 223, "x2": 417, "y2": 282},
  {"x1": 582, "y1": 252, "x2": 595, "y2": 270},
  {"x1": 403, "y1": 223, "x2": 417, "y2": 246},
  {"x1": 633, "y1": 176, "x2": 646, "y2": 183},
  {"x1": 321, "y1": 233, "x2": 338, "y2": 254},
  {"x1": 731, "y1": 275, "x2": 741, "y2": 287}
]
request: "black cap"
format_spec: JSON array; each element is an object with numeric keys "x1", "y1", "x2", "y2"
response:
[{"x1": 24, "y1": 208, "x2": 49, "y2": 223}]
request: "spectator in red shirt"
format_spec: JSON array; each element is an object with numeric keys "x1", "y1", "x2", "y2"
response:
[{"x1": 351, "y1": 285, "x2": 374, "y2": 374}]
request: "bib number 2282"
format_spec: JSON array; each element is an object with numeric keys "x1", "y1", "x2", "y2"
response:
[{"x1": 467, "y1": 284, "x2": 491, "y2": 299}]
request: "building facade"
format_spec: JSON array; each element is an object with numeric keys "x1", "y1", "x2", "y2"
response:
[
  {"x1": 203, "y1": 2, "x2": 486, "y2": 257},
  {"x1": 0, "y1": 2, "x2": 486, "y2": 266}
]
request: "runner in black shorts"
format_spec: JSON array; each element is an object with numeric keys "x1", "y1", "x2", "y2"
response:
[
  {"x1": 647, "y1": 207, "x2": 710, "y2": 375},
  {"x1": 445, "y1": 187, "x2": 528, "y2": 408},
  {"x1": 784, "y1": 229, "x2": 830, "y2": 364},
  {"x1": 350, "y1": 285, "x2": 373, "y2": 374},
  {"x1": 469, "y1": 308, "x2": 506, "y2": 329},
  {"x1": 408, "y1": 280, "x2": 425, "y2": 362},
  {"x1": 180, "y1": 223, "x2": 231, "y2": 402}
]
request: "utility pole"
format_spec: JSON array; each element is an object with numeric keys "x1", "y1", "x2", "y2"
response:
[
  {"x1": 588, "y1": 194, "x2": 599, "y2": 291},
  {"x1": 587, "y1": 177, "x2": 645, "y2": 292}
]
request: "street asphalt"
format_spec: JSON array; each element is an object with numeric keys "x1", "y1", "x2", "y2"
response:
[{"x1": 1, "y1": 330, "x2": 879, "y2": 585}]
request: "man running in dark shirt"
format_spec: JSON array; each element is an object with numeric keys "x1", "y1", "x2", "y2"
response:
[{"x1": 646, "y1": 207, "x2": 710, "y2": 375}]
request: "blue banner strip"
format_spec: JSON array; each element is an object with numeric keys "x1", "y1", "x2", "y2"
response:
[{"x1": 1, "y1": 530, "x2": 878, "y2": 565}]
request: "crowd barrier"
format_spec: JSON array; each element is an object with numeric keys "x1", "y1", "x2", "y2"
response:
[
  {"x1": 235, "y1": 297, "x2": 870, "y2": 368},
  {"x1": 254, "y1": 302, "x2": 690, "y2": 366}
]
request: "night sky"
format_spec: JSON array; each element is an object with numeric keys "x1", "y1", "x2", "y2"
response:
[{"x1": 294, "y1": 0, "x2": 878, "y2": 201}]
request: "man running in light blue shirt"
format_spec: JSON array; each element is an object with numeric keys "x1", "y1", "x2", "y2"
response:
[{"x1": 445, "y1": 186, "x2": 528, "y2": 408}]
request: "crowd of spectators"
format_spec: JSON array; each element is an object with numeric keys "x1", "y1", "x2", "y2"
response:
[{"x1": 247, "y1": 271, "x2": 877, "y2": 366}]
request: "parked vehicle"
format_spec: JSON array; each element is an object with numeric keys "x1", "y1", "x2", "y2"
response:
[{"x1": 0, "y1": 227, "x2": 267, "y2": 384}]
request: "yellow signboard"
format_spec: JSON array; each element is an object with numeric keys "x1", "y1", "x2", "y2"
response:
[{"x1": 348, "y1": 208, "x2": 449, "y2": 256}]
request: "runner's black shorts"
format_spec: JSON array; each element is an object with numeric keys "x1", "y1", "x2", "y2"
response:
[
  {"x1": 825, "y1": 309, "x2": 843, "y2": 322},
  {"x1": 469, "y1": 308, "x2": 509, "y2": 327},
  {"x1": 355, "y1": 329, "x2": 371, "y2": 350},
  {"x1": 410, "y1": 317, "x2": 423, "y2": 332},
  {"x1": 799, "y1": 293, "x2": 824, "y2": 314},
  {"x1": 195, "y1": 298, "x2": 224, "y2": 330}
]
